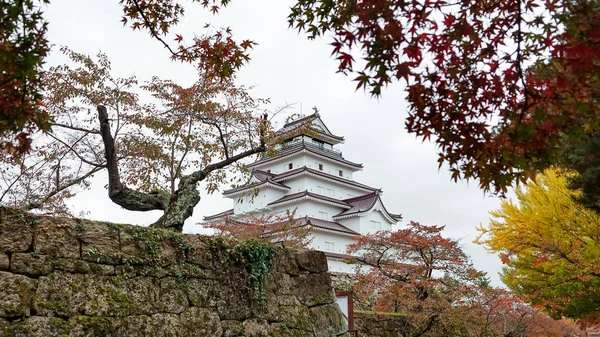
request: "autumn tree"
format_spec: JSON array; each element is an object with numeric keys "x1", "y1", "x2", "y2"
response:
[
  {"x1": 0, "y1": 0, "x2": 51, "y2": 155},
  {"x1": 0, "y1": 48, "x2": 281, "y2": 232},
  {"x1": 464, "y1": 286, "x2": 586, "y2": 337},
  {"x1": 1, "y1": 0, "x2": 256, "y2": 155},
  {"x1": 206, "y1": 211, "x2": 312, "y2": 249},
  {"x1": 346, "y1": 221, "x2": 486, "y2": 336},
  {"x1": 288, "y1": 0, "x2": 600, "y2": 196},
  {"x1": 475, "y1": 168, "x2": 600, "y2": 325}
]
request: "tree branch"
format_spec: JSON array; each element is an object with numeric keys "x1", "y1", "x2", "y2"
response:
[
  {"x1": 98, "y1": 105, "x2": 169, "y2": 211},
  {"x1": 24, "y1": 166, "x2": 103, "y2": 210}
]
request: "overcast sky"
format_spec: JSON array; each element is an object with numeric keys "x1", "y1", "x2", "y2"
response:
[{"x1": 44, "y1": 0, "x2": 506, "y2": 285}]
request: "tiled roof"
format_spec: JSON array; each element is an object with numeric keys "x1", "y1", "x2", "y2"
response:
[
  {"x1": 267, "y1": 190, "x2": 351, "y2": 208},
  {"x1": 282, "y1": 113, "x2": 319, "y2": 129},
  {"x1": 333, "y1": 192, "x2": 403, "y2": 222},
  {"x1": 335, "y1": 192, "x2": 379, "y2": 217},
  {"x1": 248, "y1": 144, "x2": 363, "y2": 169},
  {"x1": 273, "y1": 166, "x2": 380, "y2": 192},
  {"x1": 303, "y1": 217, "x2": 359, "y2": 235},
  {"x1": 222, "y1": 179, "x2": 290, "y2": 195},
  {"x1": 253, "y1": 169, "x2": 275, "y2": 182},
  {"x1": 203, "y1": 209, "x2": 234, "y2": 221}
]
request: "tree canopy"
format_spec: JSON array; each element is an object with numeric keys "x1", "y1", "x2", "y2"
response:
[
  {"x1": 0, "y1": 48, "x2": 278, "y2": 232},
  {"x1": 476, "y1": 168, "x2": 600, "y2": 325},
  {"x1": 289, "y1": 0, "x2": 600, "y2": 196},
  {"x1": 347, "y1": 221, "x2": 586, "y2": 336}
]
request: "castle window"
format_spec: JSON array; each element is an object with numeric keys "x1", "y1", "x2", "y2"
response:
[
  {"x1": 318, "y1": 164, "x2": 323, "y2": 171},
  {"x1": 339, "y1": 170, "x2": 343, "y2": 177},
  {"x1": 325, "y1": 242, "x2": 334, "y2": 251},
  {"x1": 319, "y1": 211, "x2": 328, "y2": 220},
  {"x1": 288, "y1": 163, "x2": 293, "y2": 170},
  {"x1": 326, "y1": 188, "x2": 335, "y2": 197},
  {"x1": 370, "y1": 220, "x2": 381, "y2": 230}
]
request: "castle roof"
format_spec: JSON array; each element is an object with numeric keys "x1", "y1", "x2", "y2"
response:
[
  {"x1": 222, "y1": 178, "x2": 290, "y2": 196},
  {"x1": 203, "y1": 209, "x2": 234, "y2": 221},
  {"x1": 333, "y1": 192, "x2": 403, "y2": 223},
  {"x1": 273, "y1": 166, "x2": 380, "y2": 192},
  {"x1": 279, "y1": 112, "x2": 345, "y2": 143},
  {"x1": 298, "y1": 216, "x2": 359, "y2": 236},
  {"x1": 248, "y1": 143, "x2": 363, "y2": 170},
  {"x1": 268, "y1": 190, "x2": 352, "y2": 209}
]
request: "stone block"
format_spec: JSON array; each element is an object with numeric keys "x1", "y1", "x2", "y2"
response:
[
  {"x1": 120, "y1": 226, "x2": 177, "y2": 266},
  {"x1": 274, "y1": 248, "x2": 300, "y2": 276},
  {"x1": 10, "y1": 253, "x2": 53, "y2": 276},
  {"x1": 0, "y1": 271, "x2": 37, "y2": 318},
  {"x1": 291, "y1": 273, "x2": 335, "y2": 307},
  {"x1": 186, "y1": 278, "x2": 219, "y2": 308},
  {"x1": 221, "y1": 320, "x2": 244, "y2": 337},
  {"x1": 0, "y1": 209, "x2": 33, "y2": 253},
  {"x1": 3, "y1": 316, "x2": 70, "y2": 336},
  {"x1": 159, "y1": 277, "x2": 189, "y2": 314},
  {"x1": 178, "y1": 307, "x2": 222, "y2": 336},
  {"x1": 34, "y1": 219, "x2": 80, "y2": 259},
  {"x1": 0, "y1": 253, "x2": 9, "y2": 270},
  {"x1": 309, "y1": 303, "x2": 348, "y2": 337},
  {"x1": 80, "y1": 220, "x2": 121, "y2": 265},
  {"x1": 296, "y1": 250, "x2": 328, "y2": 273}
]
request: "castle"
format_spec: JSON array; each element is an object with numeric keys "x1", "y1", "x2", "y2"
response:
[{"x1": 204, "y1": 112, "x2": 402, "y2": 273}]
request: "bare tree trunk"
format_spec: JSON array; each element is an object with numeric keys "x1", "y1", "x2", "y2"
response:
[
  {"x1": 98, "y1": 106, "x2": 170, "y2": 211},
  {"x1": 152, "y1": 173, "x2": 203, "y2": 232}
]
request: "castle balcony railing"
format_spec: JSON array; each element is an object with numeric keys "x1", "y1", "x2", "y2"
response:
[{"x1": 274, "y1": 139, "x2": 343, "y2": 157}]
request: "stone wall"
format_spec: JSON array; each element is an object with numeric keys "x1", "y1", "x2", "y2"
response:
[
  {"x1": 0, "y1": 208, "x2": 348, "y2": 337},
  {"x1": 354, "y1": 312, "x2": 411, "y2": 337}
]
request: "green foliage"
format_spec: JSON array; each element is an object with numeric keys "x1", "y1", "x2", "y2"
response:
[
  {"x1": 561, "y1": 133, "x2": 600, "y2": 212},
  {"x1": 229, "y1": 239, "x2": 276, "y2": 304},
  {"x1": 209, "y1": 237, "x2": 276, "y2": 306},
  {"x1": 73, "y1": 219, "x2": 85, "y2": 232}
]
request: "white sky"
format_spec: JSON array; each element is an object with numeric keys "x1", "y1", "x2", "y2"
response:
[{"x1": 44, "y1": 0, "x2": 506, "y2": 285}]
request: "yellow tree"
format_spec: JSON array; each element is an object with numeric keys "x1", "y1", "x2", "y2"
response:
[{"x1": 476, "y1": 168, "x2": 600, "y2": 325}]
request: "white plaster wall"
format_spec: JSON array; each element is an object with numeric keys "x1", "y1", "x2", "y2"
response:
[
  {"x1": 232, "y1": 187, "x2": 287, "y2": 214},
  {"x1": 327, "y1": 259, "x2": 355, "y2": 273},
  {"x1": 309, "y1": 231, "x2": 355, "y2": 255},
  {"x1": 301, "y1": 157, "x2": 355, "y2": 180},
  {"x1": 337, "y1": 217, "x2": 361, "y2": 234},
  {"x1": 270, "y1": 200, "x2": 344, "y2": 220},
  {"x1": 283, "y1": 176, "x2": 367, "y2": 200},
  {"x1": 254, "y1": 152, "x2": 358, "y2": 179},
  {"x1": 357, "y1": 210, "x2": 394, "y2": 234}
]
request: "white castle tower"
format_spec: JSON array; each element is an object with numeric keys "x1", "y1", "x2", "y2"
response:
[{"x1": 204, "y1": 112, "x2": 402, "y2": 273}]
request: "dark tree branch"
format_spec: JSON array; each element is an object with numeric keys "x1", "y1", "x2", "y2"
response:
[
  {"x1": 24, "y1": 166, "x2": 104, "y2": 210},
  {"x1": 97, "y1": 105, "x2": 169, "y2": 211}
]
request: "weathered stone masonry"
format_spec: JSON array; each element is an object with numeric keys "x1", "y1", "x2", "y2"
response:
[{"x1": 0, "y1": 208, "x2": 348, "y2": 337}]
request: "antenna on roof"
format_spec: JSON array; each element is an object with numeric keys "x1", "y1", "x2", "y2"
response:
[{"x1": 300, "y1": 102, "x2": 303, "y2": 115}]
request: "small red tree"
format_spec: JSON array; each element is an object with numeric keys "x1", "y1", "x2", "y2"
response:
[
  {"x1": 347, "y1": 221, "x2": 587, "y2": 336},
  {"x1": 346, "y1": 221, "x2": 484, "y2": 336},
  {"x1": 206, "y1": 211, "x2": 312, "y2": 250}
]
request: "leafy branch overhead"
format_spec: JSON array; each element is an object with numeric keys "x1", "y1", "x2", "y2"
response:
[{"x1": 289, "y1": 0, "x2": 600, "y2": 195}]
